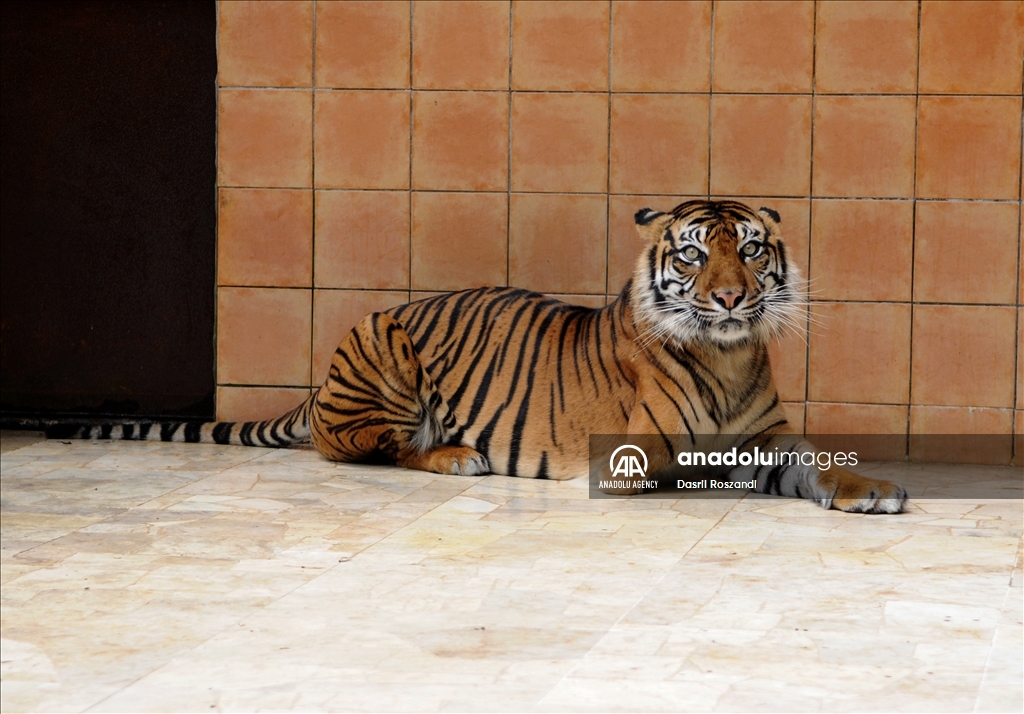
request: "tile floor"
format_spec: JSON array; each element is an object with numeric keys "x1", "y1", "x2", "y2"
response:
[{"x1": 1, "y1": 431, "x2": 1021, "y2": 712}]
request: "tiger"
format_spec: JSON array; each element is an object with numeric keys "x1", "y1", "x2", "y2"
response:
[{"x1": 49, "y1": 200, "x2": 906, "y2": 513}]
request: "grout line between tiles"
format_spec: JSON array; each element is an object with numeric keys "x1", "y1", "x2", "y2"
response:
[
  {"x1": 210, "y1": 288, "x2": 1019, "y2": 309},
  {"x1": 407, "y1": 0, "x2": 414, "y2": 305},
  {"x1": 215, "y1": 185, "x2": 1023, "y2": 203},
  {"x1": 1012, "y1": 47, "x2": 1024, "y2": 459},
  {"x1": 907, "y1": 0, "x2": 923, "y2": 455},
  {"x1": 506, "y1": 0, "x2": 514, "y2": 287},
  {"x1": 309, "y1": 0, "x2": 318, "y2": 388},
  {"x1": 604, "y1": 0, "x2": 612, "y2": 296},
  {"x1": 219, "y1": 85, "x2": 1020, "y2": 99},
  {"x1": 213, "y1": 1, "x2": 222, "y2": 419},
  {"x1": 803, "y1": 0, "x2": 819, "y2": 436},
  {"x1": 706, "y1": 0, "x2": 715, "y2": 199}
]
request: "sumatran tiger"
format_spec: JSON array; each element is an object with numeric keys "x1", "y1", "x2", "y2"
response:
[{"x1": 49, "y1": 200, "x2": 906, "y2": 513}]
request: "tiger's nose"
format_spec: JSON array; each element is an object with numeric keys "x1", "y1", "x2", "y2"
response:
[{"x1": 712, "y1": 289, "x2": 745, "y2": 310}]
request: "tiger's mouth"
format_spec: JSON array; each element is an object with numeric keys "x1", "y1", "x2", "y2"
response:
[{"x1": 709, "y1": 315, "x2": 753, "y2": 342}]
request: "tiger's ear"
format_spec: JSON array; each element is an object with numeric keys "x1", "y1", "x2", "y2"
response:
[
  {"x1": 758, "y1": 206, "x2": 781, "y2": 226},
  {"x1": 634, "y1": 207, "x2": 672, "y2": 243}
]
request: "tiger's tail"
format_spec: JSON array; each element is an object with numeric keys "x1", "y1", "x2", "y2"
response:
[{"x1": 45, "y1": 394, "x2": 316, "y2": 448}]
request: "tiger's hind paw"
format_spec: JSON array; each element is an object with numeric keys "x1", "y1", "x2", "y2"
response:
[{"x1": 397, "y1": 445, "x2": 490, "y2": 476}]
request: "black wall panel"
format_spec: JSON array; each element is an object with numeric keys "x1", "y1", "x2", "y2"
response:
[{"x1": 1, "y1": 1, "x2": 217, "y2": 420}]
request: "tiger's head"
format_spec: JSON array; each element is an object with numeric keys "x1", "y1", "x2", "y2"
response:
[{"x1": 631, "y1": 199, "x2": 802, "y2": 347}]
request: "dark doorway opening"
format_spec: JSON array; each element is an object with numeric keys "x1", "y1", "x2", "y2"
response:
[{"x1": 1, "y1": 1, "x2": 217, "y2": 423}]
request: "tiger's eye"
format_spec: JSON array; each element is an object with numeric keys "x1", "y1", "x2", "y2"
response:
[
  {"x1": 741, "y1": 242, "x2": 761, "y2": 257},
  {"x1": 682, "y1": 246, "x2": 701, "y2": 261}
]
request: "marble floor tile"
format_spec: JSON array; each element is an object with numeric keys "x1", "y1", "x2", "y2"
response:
[{"x1": 1, "y1": 435, "x2": 1021, "y2": 712}]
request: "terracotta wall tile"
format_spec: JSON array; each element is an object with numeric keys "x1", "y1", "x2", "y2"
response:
[
  {"x1": 210, "y1": 1, "x2": 1023, "y2": 466},
  {"x1": 710, "y1": 95, "x2": 812, "y2": 197},
  {"x1": 218, "y1": 1, "x2": 313, "y2": 87},
  {"x1": 806, "y1": 402, "x2": 908, "y2": 435},
  {"x1": 509, "y1": 194, "x2": 606, "y2": 294},
  {"x1": 411, "y1": 192, "x2": 507, "y2": 291},
  {"x1": 548, "y1": 294, "x2": 607, "y2": 309},
  {"x1": 217, "y1": 287, "x2": 311, "y2": 385},
  {"x1": 410, "y1": 291, "x2": 448, "y2": 303},
  {"x1": 812, "y1": 96, "x2": 916, "y2": 198},
  {"x1": 808, "y1": 302, "x2": 911, "y2": 404},
  {"x1": 810, "y1": 200, "x2": 913, "y2": 302},
  {"x1": 218, "y1": 89, "x2": 312, "y2": 187},
  {"x1": 611, "y1": 0, "x2": 711, "y2": 92},
  {"x1": 607, "y1": 196, "x2": 648, "y2": 297},
  {"x1": 712, "y1": 0, "x2": 814, "y2": 93},
  {"x1": 911, "y1": 305, "x2": 1016, "y2": 408},
  {"x1": 216, "y1": 386, "x2": 311, "y2": 422},
  {"x1": 314, "y1": 91, "x2": 410, "y2": 189},
  {"x1": 607, "y1": 194, "x2": 688, "y2": 295},
  {"x1": 511, "y1": 1, "x2": 609, "y2": 91},
  {"x1": 314, "y1": 190, "x2": 409, "y2": 290},
  {"x1": 910, "y1": 405, "x2": 1014, "y2": 465},
  {"x1": 609, "y1": 94, "x2": 709, "y2": 196},
  {"x1": 767, "y1": 315, "x2": 809, "y2": 403},
  {"x1": 814, "y1": 0, "x2": 918, "y2": 94},
  {"x1": 413, "y1": 1, "x2": 510, "y2": 90},
  {"x1": 805, "y1": 402, "x2": 908, "y2": 460},
  {"x1": 919, "y1": 0, "x2": 1024, "y2": 94},
  {"x1": 311, "y1": 289, "x2": 410, "y2": 385},
  {"x1": 412, "y1": 92, "x2": 508, "y2": 191},
  {"x1": 913, "y1": 404, "x2": 1015, "y2": 436},
  {"x1": 916, "y1": 96, "x2": 1023, "y2": 200},
  {"x1": 914, "y1": 202, "x2": 1019, "y2": 305},
  {"x1": 782, "y1": 402, "x2": 806, "y2": 433},
  {"x1": 511, "y1": 93, "x2": 608, "y2": 193},
  {"x1": 218, "y1": 189, "x2": 312, "y2": 288},
  {"x1": 315, "y1": 1, "x2": 410, "y2": 88}
]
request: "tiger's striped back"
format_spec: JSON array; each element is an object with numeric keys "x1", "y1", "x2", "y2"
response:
[{"x1": 381, "y1": 287, "x2": 639, "y2": 479}]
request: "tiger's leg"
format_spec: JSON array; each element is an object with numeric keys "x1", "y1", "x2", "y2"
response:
[
  {"x1": 309, "y1": 312, "x2": 489, "y2": 476},
  {"x1": 726, "y1": 431, "x2": 906, "y2": 513},
  {"x1": 597, "y1": 391, "x2": 688, "y2": 495}
]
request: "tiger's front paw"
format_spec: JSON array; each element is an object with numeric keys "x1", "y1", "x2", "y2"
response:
[
  {"x1": 398, "y1": 445, "x2": 489, "y2": 476},
  {"x1": 831, "y1": 475, "x2": 907, "y2": 514}
]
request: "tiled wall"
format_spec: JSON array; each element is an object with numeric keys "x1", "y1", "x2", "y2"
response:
[{"x1": 214, "y1": 1, "x2": 1024, "y2": 465}]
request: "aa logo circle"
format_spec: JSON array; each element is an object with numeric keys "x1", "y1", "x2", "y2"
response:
[{"x1": 609, "y1": 445, "x2": 648, "y2": 479}]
